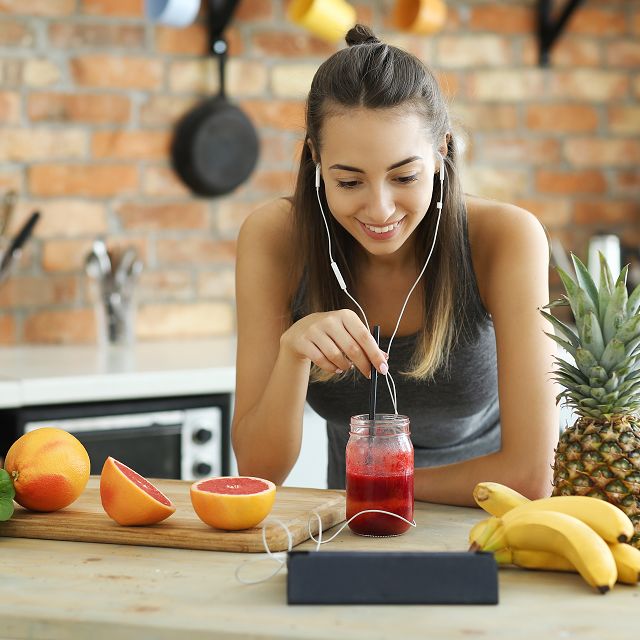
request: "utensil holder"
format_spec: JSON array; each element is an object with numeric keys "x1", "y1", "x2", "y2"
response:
[{"x1": 91, "y1": 286, "x2": 137, "y2": 347}]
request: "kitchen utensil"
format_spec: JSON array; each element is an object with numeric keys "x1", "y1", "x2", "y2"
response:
[
  {"x1": 113, "y1": 247, "x2": 138, "y2": 292},
  {"x1": 0, "y1": 478, "x2": 346, "y2": 553},
  {"x1": 0, "y1": 189, "x2": 18, "y2": 237},
  {"x1": 145, "y1": 0, "x2": 200, "y2": 27},
  {"x1": 0, "y1": 210, "x2": 40, "y2": 282},
  {"x1": 392, "y1": 0, "x2": 447, "y2": 35},
  {"x1": 171, "y1": 0, "x2": 259, "y2": 196},
  {"x1": 91, "y1": 238, "x2": 112, "y2": 279},
  {"x1": 287, "y1": 0, "x2": 357, "y2": 42}
]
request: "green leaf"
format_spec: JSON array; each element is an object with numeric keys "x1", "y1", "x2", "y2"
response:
[
  {"x1": 615, "y1": 264, "x2": 629, "y2": 290},
  {"x1": 575, "y1": 288, "x2": 598, "y2": 336},
  {"x1": 544, "y1": 331, "x2": 577, "y2": 358},
  {"x1": 600, "y1": 339, "x2": 626, "y2": 373},
  {"x1": 575, "y1": 347, "x2": 598, "y2": 376},
  {"x1": 615, "y1": 314, "x2": 640, "y2": 344},
  {"x1": 543, "y1": 297, "x2": 569, "y2": 310},
  {"x1": 590, "y1": 387, "x2": 607, "y2": 401},
  {"x1": 556, "y1": 267, "x2": 581, "y2": 319},
  {"x1": 579, "y1": 310, "x2": 605, "y2": 360},
  {"x1": 603, "y1": 278, "x2": 628, "y2": 344},
  {"x1": 572, "y1": 253, "x2": 600, "y2": 310},
  {"x1": 0, "y1": 469, "x2": 15, "y2": 521},
  {"x1": 599, "y1": 252, "x2": 615, "y2": 294},
  {"x1": 628, "y1": 282, "x2": 640, "y2": 317},
  {"x1": 588, "y1": 365, "x2": 608, "y2": 385},
  {"x1": 604, "y1": 372, "x2": 619, "y2": 393},
  {"x1": 540, "y1": 310, "x2": 580, "y2": 347},
  {"x1": 554, "y1": 357, "x2": 588, "y2": 382}
]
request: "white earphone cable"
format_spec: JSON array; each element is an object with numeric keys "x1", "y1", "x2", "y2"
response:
[{"x1": 315, "y1": 158, "x2": 446, "y2": 414}]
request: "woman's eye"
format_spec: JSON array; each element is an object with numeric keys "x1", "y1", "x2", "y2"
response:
[
  {"x1": 337, "y1": 180, "x2": 360, "y2": 189},
  {"x1": 396, "y1": 174, "x2": 418, "y2": 184}
]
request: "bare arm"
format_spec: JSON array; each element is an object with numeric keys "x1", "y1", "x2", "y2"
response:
[
  {"x1": 232, "y1": 201, "x2": 387, "y2": 484},
  {"x1": 413, "y1": 204, "x2": 559, "y2": 505}
]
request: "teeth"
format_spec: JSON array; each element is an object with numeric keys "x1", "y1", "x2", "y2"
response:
[{"x1": 364, "y1": 220, "x2": 401, "y2": 234}]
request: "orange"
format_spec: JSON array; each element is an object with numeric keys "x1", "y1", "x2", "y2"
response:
[
  {"x1": 4, "y1": 427, "x2": 90, "y2": 512},
  {"x1": 190, "y1": 476, "x2": 276, "y2": 530},
  {"x1": 100, "y1": 456, "x2": 175, "y2": 526}
]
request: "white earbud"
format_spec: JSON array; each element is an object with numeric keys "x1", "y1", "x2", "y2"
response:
[
  {"x1": 315, "y1": 163, "x2": 321, "y2": 189},
  {"x1": 436, "y1": 155, "x2": 445, "y2": 210}
]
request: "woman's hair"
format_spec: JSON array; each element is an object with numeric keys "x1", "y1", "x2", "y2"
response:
[{"x1": 291, "y1": 24, "x2": 482, "y2": 381}]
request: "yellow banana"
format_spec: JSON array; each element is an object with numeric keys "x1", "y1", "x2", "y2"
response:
[
  {"x1": 609, "y1": 543, "x2": 640, "y2": 585},
  {"x1": 499, "y1": 495, "x2": 634, "y2": 544},
  {"x1": 484, "y1": 510, "x2": 617, "y2": 593},
  {"x1": 472, "y1": 482, "x2": 529, "y2": 516},
  {"x1": 468, "y1": 516, "x2": 501, "y2": 551},
  {"x1": 495, "y1": 548, "x2": 575, "y2": 573},
  {"x1": 468, "y1": 518, "x2": 491, "y2": 546},
  {"x1": 495, "y1": 544, "x2": 639, "y2": 586}
]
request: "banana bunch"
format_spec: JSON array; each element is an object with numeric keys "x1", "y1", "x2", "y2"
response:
[{"x1": 469, "y1": 482, "x2": 640, "y2": 593}]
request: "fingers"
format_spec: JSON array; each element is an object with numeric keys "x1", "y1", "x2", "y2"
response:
[
  {"x1": 339, "y1": 311, "x2": 388, "y2": 376},
  {"x1": 284, "y1": 310, "x2": 389, "y2": 377}
]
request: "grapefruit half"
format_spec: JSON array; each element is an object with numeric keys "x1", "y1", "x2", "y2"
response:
[
  {"x1": 100, "y1": 456, "x2": 175, "y2": 526},
  {"x1": 190, "y1": 476, "x2": 276, "y2": 530}
]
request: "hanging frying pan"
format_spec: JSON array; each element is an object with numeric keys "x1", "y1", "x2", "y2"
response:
[{"x1": 171, "y1": 0, "x2": 259, "y2": 197}]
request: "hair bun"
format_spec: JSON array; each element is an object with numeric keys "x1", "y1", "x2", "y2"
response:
[{"x1": 345, "y1": 24, "x2": 381, "y2": 47}]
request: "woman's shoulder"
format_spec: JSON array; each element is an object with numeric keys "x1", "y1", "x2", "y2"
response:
[
  {"x1": 465, "y1": 195, "x2": 549, "y2": 305},
  {"x1": 466, "y1": 195, "x2": 548, "y2": 261},
  {"x1": 238, "y1": 198, "x2": 295, "y2": 261}
]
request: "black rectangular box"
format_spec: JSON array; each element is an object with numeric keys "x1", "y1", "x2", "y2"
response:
[{"x1": 287, "y1": 551, "x2": 498, "y2": 605}]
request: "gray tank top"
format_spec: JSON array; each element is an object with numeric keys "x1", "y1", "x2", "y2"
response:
[{"x1": 293, "y1": 222, "x2": 500, "y2": 489}]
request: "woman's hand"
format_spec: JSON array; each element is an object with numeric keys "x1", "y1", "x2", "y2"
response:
[{"x1": 280, "y1": 309, "x2": 388, "y2": 378}]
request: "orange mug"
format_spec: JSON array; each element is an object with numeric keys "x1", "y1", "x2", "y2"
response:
[
  {"x1": 392, "y1": 0, "x2": 447, "y2": 35},
  {"x1": 288, "y1": 0, "x2": 357, "y2": 43}
]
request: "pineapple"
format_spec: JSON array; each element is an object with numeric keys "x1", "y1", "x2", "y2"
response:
[{"x1": 542, "y1": 253, "x2": 640, "y2": 548}]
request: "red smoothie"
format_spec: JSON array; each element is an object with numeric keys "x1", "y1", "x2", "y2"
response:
[{"x1": 346, "y1": 465, "x2": 414, "y2": 536}]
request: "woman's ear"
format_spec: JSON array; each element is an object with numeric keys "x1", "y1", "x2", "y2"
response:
[
  {"x1": 438, "y1": 132, "x2": 451, "y2": 158},
  {"x1": 307, "y1": 138, "x2": 318, "y2": 165}
]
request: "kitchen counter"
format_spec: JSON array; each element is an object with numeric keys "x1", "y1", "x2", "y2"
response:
[
  {"x1": 0, "y1": 338, "x2": 236, "y2": 408},
  {"x1": 1, "y1": 493, "x2": 636, "y2": 639}
]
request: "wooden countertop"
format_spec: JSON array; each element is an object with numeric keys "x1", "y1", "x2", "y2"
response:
[{"x1": 1, "y1": 497, "x2": 636, "y2": 639}]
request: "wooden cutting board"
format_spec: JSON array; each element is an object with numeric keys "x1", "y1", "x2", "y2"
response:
[{"x1": 0, "y1": 477, "x2": 346, "y2": 553}]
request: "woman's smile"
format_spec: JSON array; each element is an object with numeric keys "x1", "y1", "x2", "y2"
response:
[{"x1": 358, "y1": 217, "x2": 405, "y2": 240}]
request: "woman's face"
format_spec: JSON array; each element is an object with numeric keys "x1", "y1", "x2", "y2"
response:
[{"x1": 318, "y1": 107, "x2": 439, "y2": 262}]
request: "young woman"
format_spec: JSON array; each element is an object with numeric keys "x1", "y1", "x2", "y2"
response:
[{"x1": 232, "y1": 25, "x2": 558, "y2": 506}]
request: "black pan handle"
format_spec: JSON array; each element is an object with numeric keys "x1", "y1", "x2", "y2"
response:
[{"x1": 207, "y1": 0, "x2": 239, "y2": 44}]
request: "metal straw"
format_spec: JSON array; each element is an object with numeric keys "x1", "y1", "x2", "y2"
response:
[{"x1": 368, "y1": 325, "x2": 380, "y2": 433}]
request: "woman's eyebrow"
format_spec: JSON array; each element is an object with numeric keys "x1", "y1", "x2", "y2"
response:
[{"x1": 329, "y1": 156, "x2": 423, "y2": 173}]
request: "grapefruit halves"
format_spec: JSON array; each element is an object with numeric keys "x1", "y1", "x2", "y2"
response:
[
  {"x1": 100, "y1": 457, "x2": 175, "y2": 526},
  {"x1": 190, "y1": 476, "x2": 276, "y2": 530}
]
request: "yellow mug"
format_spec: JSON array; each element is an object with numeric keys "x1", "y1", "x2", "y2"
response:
[
  {"x1": 288, "y1": 0, "x2": 357, "y2": 43},
  {"x1": 392, "y1": 0, "x2": 447, "y2": 35}
]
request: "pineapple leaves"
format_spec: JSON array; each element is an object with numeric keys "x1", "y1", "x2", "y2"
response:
[
  {"x1": 540, "y1": 310, "x2": 580, "y2": 348},
  {"x1": 544, "y1": 332, "x2": 576, "y2": 358},
  {"x1": 603, "y1": 276, "x2": 628, "y2": 344},
  {"x1": 575, "y1": 347, "x2": 598, "y2": 376},
  {"x1": 598, "y1": 253, "x2": 612, "y2": 326},
  {"x1": 571, "y1": 253, "x2": 599, "y2": 310},
  {"x1": 556, "y1": 267, "x2": 581, "y2": 320},
  {"x1": 579, "y1": 310, "x2": 604, "y2": 360},
  {"x1": 600, "y1": 339, "x2": 626, "y2": 373},
  {"x1": 615, "y1": 314, "x2": 640, "y2": 345},
  {"x1": 628, "y1": 282, "x2": 640, "y2": 317}
]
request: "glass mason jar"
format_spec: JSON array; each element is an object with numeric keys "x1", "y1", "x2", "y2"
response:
[{"x1": 346, "y1": 414, "x2": 414, "y2": 536}]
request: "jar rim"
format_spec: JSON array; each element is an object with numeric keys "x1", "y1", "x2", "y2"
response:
[{"x1": 350, "y1": 414, "x2": 410, "y2": 436}]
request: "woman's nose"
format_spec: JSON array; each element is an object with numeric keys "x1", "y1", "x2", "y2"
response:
[{"x1": 366, "y1": 184, "x2": 395, "y2": 222}]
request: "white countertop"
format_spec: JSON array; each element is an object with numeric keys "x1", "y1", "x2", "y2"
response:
[{"x1": 0, "y1": 338, "x2": 236, "y2": 408}]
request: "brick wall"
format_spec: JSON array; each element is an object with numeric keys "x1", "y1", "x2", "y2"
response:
[{"x1": 0, "y1": 0, "x2": 637, "y2": 344}]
